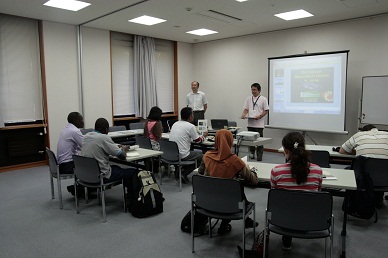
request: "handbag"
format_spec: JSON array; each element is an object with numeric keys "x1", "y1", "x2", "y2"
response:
[{"x1": 237, "y1": 230, "x2": 269, "y2": 258}]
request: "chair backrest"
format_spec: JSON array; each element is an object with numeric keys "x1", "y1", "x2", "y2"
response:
[
  {"x1": 80, "y1": 128, "x2": 93, "y2": 135},
  {"x1": 364, "y1": 157, "x2": 388, "y2": 188},
  {"x1": 72, "y1": 155, "x2": 101, "y2": 184},
  {"x1": 109, "y1": 125, "x2": 126, "y2": 132},
  {"x1": 159, "y1": 139, "x2": 180, "y2": 161},
  {"x1": 267, "y1": 188, "x2": 333, "y2": 231},
  {"x1": 192, "y1": 175, "x2": 244, "y2": 213},
  {"x1": 130, "y1": 122, "x2": 145, "y2": 130},
  {"x1": 46, "y1": 148, "x2": 58, "y2": 176},
  {"x1": 228, "y1": 121, "x2": 237, "y2": 127},
  {"x1": 167, "y1": 119, "x2": 178, "y2": 131},
  {"x1": 135, "y1": 135, "x2": 152, "y2": 149},
  {"x1": 310, "y1": 150, "x2": 331, "y2": 168}
]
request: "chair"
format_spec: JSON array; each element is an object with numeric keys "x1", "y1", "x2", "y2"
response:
[
  {"x1": 167, "y1": 119, "x2": 178, "y2": 131},
  {"x1": 191, "y1": 175, "x2": 256, "y2": 258},
  {"x1": 72, "y1": 155, "x2": 126, "y2": 222},
  {"x1": 135, "y1": 135, "x2": 152, "y2": 149},
  {"x1": 264, "y1": 189, "x2": 333, "y2": 258},
  {"x1": 80, "y1": 128, "x2": 93, "y2": 135},
  {"x1": 129, "y1": 122, "x2": 145, "y2": 130},
  {"x1": 108, "y1": 125, "x2": 126, "y2": 132},
  {"x1": 46, "y1": 148, "x2": 74, "y2": 209},
  {"x1": 310, "y1": 150, "x2": 331, "y2": 168},
  {"x1": 228, "y1": 120, "x2": 237, "y2": 127},
  {"x1": 158, "y1": 139, "x2": 196, "y2": 191}
]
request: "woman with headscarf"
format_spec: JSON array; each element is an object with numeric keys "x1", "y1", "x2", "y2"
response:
[{"x1": 198, "y1": 129, "x2": 259, "y2": 235}]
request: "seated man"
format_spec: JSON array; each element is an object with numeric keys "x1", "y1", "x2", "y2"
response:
[
  {"x1": 340, "y1": 124, "x2": 388, "y2": 207},
  {"x1": 57, "y1": 112, "x2": 84, "y2": 174},
  {"x1": 169, "y1": 107, "x2": 208, "y2": 183},
  {"x1": 81, "y1": 118, "x2": 138, "y2": 191}
]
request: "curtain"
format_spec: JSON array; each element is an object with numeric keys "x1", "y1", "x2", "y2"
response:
[{"x1": 133, "y1": 36, "x2": 158, "y2": 118}]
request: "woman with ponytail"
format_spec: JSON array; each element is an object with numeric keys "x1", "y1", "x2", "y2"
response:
[{"x1": 270, "y1": 131, "x2": 323, "y2": 250}]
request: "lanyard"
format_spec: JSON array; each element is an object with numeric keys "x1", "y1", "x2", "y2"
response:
[{"x1": 252, "y1": 95, "x2": 260, "y2": 110}]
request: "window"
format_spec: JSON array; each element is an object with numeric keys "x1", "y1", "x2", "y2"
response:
[
  {"x1": 0, "y1": 14, "x2": 43, "y2": 125},
  {"x1": 111, "y1": 32, "x2": 174, "y2": 117}
]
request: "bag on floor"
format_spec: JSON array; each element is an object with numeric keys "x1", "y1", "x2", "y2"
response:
[
  {"x1": 237, "y1": 230, "x2": 269, "y2": 258},
  {"x1": 342, "y1": 156, "x2": 376, "y2": 220},
  {"x1": 180, "y1": 210, "x2": 209, "y2": 236},
  {"x1": 130, "y1": 170, "x2": 163, "y2": 218}
]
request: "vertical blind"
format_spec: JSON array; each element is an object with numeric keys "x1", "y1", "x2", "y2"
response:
[
  {"x1": 0, "y1": 14, "x2": 43, "y2": 124},
  {"x1": 111, "y1": 32, "x2": 174, "y2": 117}
]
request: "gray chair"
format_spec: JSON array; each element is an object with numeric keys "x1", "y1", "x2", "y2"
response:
[
  {"x1": 167, "y1": 119, "x2": 178, "y2": 131},
  {"x1": 159, "y1": 139, "x2": 196, "y2": 191},
  {"x1": 310, "y1": 150, "x2": 331, "y2": 168},
  {"x1": 130, "y1": 122, "x2": 145, "y2": 130},
  {"x1": 46, "y1": 148, "x2": 74, "y2": 209},
  {"x1": 72, "y1": 155, "x2": 126, "y2": 222},
  {"x1": 228, "y1": 120, "x2": 237, "y2": 127},
  {"x1": 264, "y1": 188, "x2": 334, "y2": 258},
  {"x1": 191, "y1": 175, "x2": 256, "y2": 258},
  {"x1": 80, "y1": 128, "x2": 93, "y2": 135},
  {"x1": 109, "y1": 125, "x2": 126, "y2": 132}
]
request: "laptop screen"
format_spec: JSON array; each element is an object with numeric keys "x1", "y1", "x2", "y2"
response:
[{"x1": 211, "y1": 119, "x2": 228, "y2": 130}]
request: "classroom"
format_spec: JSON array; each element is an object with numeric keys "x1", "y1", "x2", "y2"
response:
[{"x1": 1, "y1": 1, "x2": 388, "y2": 257}]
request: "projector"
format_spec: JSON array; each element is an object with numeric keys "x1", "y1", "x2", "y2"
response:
[{"x1": 237, "y1": 131, "x2": 260, "y2": 141}]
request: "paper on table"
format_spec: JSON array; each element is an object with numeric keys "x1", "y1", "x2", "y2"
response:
[
  {"x1": 323, "y1": 171, "x2": 337, "y2": 180},
  {"x1": 126, "y1": 151, "x2": 140, "y2": 157}
]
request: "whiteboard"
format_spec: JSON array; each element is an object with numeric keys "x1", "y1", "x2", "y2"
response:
[{"x1": 361, "y1": 76, "x2": 388, "y2": 125}]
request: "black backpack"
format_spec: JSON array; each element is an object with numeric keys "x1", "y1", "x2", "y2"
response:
[
  {"x1": 181, "y1": 210, "x2": 209, "y2": 236},
  {"x1": 130, "y1": 170, "x2": 163, "y2": 218},
  {"x1": 342, "y1": 156, "x2": 377, "y2": 221}
]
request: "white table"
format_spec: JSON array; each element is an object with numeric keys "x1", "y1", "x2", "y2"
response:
[
  {"x1": 108, "y1": 129, "x2": 144, "y2": 139},
  {"x1": 110, "y1": 148, "x2": 162, "y2": 174}
]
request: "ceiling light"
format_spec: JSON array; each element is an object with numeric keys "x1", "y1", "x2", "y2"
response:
[
  {"x1": 44, "y1": 0, "x2": 90, "y2": 11},
  {"x1": 236, "y1": 0, "x2": 249, "y2": 2},
  {"x1": 186, "y1": 28, "x2": 218, "y2": 36},
  {"x1": 274, "y1": 9, "x2": 313, "y2": 21},
  {"x1": 129, "y1": 15, "x2": 166, "y2": 26}
]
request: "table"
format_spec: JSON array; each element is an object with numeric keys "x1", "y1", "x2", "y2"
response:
[
  {"x1": 109, "y1": 148, "x2": 163, "y2": 174},
  {"x1": 278, "y1": 144, "x2": 355, "y2": 165},
  {"x1": 108, "y1": 129, "x2": 143, "y2": 138},
  {"x1": 248, "y1": 161, "x2": 356, "y2": 258}
]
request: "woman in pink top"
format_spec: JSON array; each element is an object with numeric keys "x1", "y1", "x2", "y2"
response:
[
  {"x1": 143, "y1": 106, "x2": 163, "y2": 150},
  {"x1": 270, "y1": 131, "x2": 323, "y2": 251}
]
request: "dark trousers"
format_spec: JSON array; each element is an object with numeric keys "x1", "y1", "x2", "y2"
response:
[
  {"x1": 181, "y1": 151, "x2": 203, "y2": 175},
  {"x1": 192, "y1": 110, "x2": 205, "y2": 126},
  {"x1": 247, "y1": 127, "x2": 264, "y2": 158},
  {"x1": 104, "y1": 165, "x2": 138, "y2": 190},
  {"x1": 59, "y1": 161, "x2": 75, "y2": 174}
]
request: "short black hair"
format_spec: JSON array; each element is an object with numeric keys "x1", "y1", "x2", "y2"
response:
[
  {"x1": 95, "y1": 118, "x2": 109, "y2": 133},
  {"x1": 251, "y1": 83, "x2": 261, "y2": 91},
  {"x1": 147, "y1": 106, "x2": 162, "y2": 121},
  {"x1": 67, "y1": 112, "x2": 82, "y2": 124},
  {"x1": 361, "y1": 124, "x2": 376, "y2": 131},
  {"x1": 181, "y1": 107, "x2": 193, "y2": 121},
  {"x1": 192, "y1": 81, "x2": 199, "y2": 87}
]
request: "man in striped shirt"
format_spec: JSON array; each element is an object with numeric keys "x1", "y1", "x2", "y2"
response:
[{"x1": 340, "y1": 124, "x2": 388, "y2": 206}]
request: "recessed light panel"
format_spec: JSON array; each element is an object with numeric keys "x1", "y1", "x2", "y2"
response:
[
  {"x1": 274, "y1": 9, "x2": 313, "y2": 21},
  {"x1": 129, "y1": 15, "x2": 166, "y2": 26},
  {"x1": 44, "y1": 0, "x2": 90, "y2": 11},
  {"x1": 236, "y1": 0, "x2": 249, "y2": 2},
  {"x1": 186, "y1": 28, "x2": 218, "y2": 36}
]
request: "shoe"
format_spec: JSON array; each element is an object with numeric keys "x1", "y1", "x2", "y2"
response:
[
  {"x1": 245, "y1": 217, "x2": 259, "y2": 228},
  {"x1": 218, "y1": 223, "x2": 232, "y2": 235},
  {"x1": 282, "y1": 236, "x2": 292, "y2": 251},
  {"x1": 67, "y1": 185, "x2": 75, "y2": 196},
  {"x1": 256, "y1": 156, "x2": 262, "y2": 161}
]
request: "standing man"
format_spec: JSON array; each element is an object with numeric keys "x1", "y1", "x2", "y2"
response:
[
  {"x1": 340, "y1": 124, "x2": 388, "y2": 207},
  {"x1": 240, "y1": 83, "x2": 269, "y2": 161},
  {"x1": 170, "y1": 107, "x2": 208, "y2": 183},
  {"x1": 186, "y1": 81, "x2": 208, "y2": 126},
  {"x1": 81, "y1": 118, "x2": 138, "y2": 190},
  {"x1": 57, "y1": 112, "x2": 84, "y2": 174}
]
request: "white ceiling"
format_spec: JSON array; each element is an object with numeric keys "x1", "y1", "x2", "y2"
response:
[{"x1": 1, "y1": 0, "x2": 388, "y2": 43}]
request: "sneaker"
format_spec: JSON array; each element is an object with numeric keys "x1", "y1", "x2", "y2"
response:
[
  {"x1": 245, "y1": 217, "x2": 259, "y2": 228},
  {"x1": 282, "y1": 236, "x2": 292, "y2": 251}
]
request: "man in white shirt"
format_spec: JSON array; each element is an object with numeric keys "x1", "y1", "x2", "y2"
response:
[
  {"x1": 241, "y1": 83, "x2": 269, "y2": 161},
  {"x1": 186, "y1": 81, "x2": 208, "y2": 126},
  {"x1": 170, "y1": 107, "x2": 207, "y2": 183}
]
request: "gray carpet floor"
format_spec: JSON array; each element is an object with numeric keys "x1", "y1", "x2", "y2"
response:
[{"x1": 0, "y1": 151, "x2": 387, "y2": 258}]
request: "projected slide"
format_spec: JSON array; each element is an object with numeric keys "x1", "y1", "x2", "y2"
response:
[{"x1": 268, "y1": 51, "x2": 348, "y2": 133}]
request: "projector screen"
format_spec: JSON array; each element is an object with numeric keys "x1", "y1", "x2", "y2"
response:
[{"x1": 267, "y1": 51, "x2": 349, "y2": 134}]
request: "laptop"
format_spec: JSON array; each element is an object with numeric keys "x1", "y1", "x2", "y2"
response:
[{"x1": 210, "y1": 119, "x2": 229, "y2": 130}]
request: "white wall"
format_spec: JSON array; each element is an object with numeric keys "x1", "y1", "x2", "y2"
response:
[
  {"x1": 187, "y1": 14, "x2": 388, "y2": 149},
  {"x1": 42, "y1": 21, "x2": 80, "y2": 153}
]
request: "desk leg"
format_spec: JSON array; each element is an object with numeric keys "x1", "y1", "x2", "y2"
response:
[{"x1": 340, "y1": 211, "x2": 348, "y2": 258}]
